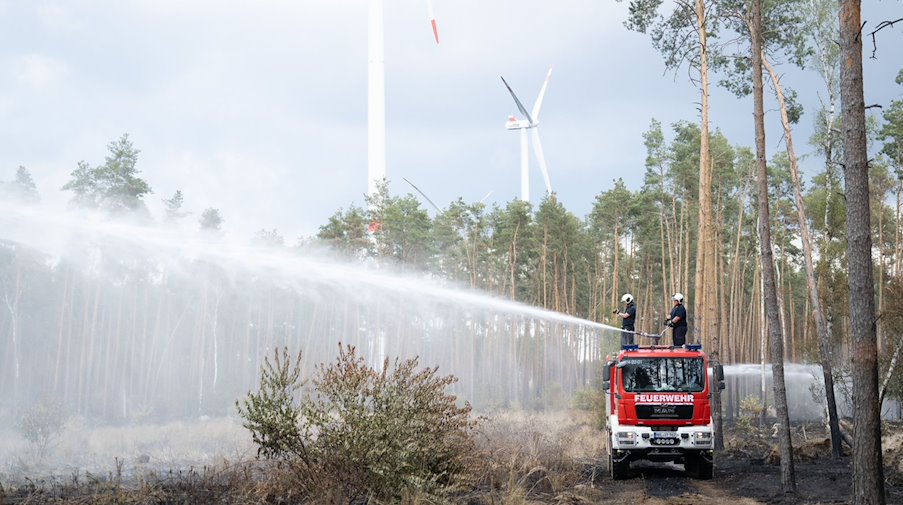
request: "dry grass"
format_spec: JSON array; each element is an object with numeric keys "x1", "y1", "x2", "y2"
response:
[
  {"x1": 1, "y1": 416, "x2": 254, "y2": 481},
  {"x1": 881, "y1": 421, "x2": 903, "y2": 485},
  {"x1": 0, "y1": 461, "x2": 262, "y2": 504},
  {"x1": 464, "y1": 410, "x2": 605, "y2": 503},
  {"x1": 0, "y1": 410, "x2": 611, "y2": 504}
]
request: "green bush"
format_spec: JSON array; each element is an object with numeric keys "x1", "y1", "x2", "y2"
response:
[
  {"x1": 17, "y1": 398, "x2": 69, "y2": 458},
  {"x1": 237, "y1": 345, "x2": 478, "y2": 502},
  {"x1": 737, "y1": 395, "x2": 765, "y2": 434},
  {"x1": 235, "y1": 347, "x2": 307, "y2": 460}
]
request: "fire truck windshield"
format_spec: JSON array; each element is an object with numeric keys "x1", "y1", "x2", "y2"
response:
[{"x1": 618, "y1": 357, "x2": 705, "y2": 393}]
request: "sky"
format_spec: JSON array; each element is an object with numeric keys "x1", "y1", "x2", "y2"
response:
[{"x1": 1, "y1": 0, "x2": 902, "y2": 242}]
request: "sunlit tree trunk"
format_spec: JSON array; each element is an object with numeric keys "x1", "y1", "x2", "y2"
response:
[
  {"x1": 693, "y1": 0, "x2": 713, "y2": 348},
  {"x1": 660, "y1": 168, "x2": 672, "y2": 305},
  {"x1": 729, "y1": 192, "x2": 746, "y2": 364},
  {"x1": 895, "y1": 183, "x2": 901, "y2": 277},
  {"x1": 671, "y1": 194, "x2": 680, "y2": 292}
]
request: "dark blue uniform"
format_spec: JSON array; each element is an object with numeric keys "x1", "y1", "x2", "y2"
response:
[
  {"x1": 621, "y1": 303, "x2": 636, "y2": 346},
  {"x1": 669, "y1": 304, "x2": 688, "y2": 346}
]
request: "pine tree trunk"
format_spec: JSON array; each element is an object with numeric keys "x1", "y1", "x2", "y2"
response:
[
  {"x1": 693, "y1": 0, "x2": 713, "y2": 349},
  {"x1": 751, "y1": 0, "x2": 795, "y2": 491},
  {"x1": 763, "y1": 54, "x2": 844, "y2": 457},
  {"x1": 729, "y1": 192, "x2": 746, "y2": 364},
  {"x1": 661, "y1": 164, "x2": 674, "y2": 304},
  {"x1": 895, "y1": 183, "x2": 901, "y2": 277},
  {"x1": 612, "y1": 222, "x2": 620, "y2": 311},
  {"x1": 877, "y1": 208, "x2": 884, "y2": 352},
  {"x1": 839, "y1": 1, "x2": 885, "y2": 502},
  {"x1": 757, "y1": 251, "x2": 767, "y2": 427}
]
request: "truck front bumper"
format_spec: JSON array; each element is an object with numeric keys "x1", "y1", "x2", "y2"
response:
[{"x1": 608, "y1": 418, "x2": 714, "y2": 452}]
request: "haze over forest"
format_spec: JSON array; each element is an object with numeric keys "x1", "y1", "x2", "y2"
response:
[{"x1": 1, "y1": 0, "x2": 903, "y2": 503}]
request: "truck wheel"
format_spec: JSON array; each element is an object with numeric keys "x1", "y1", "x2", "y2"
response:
[
  {"x1": 685, "y1": 453, "x2": 713, "y2": 480},
  {"x1": 695, "y1": 456, "x2": 713, "y2": 480},
  {"x1": 683, "y1": 453, "x2": 697, "y2": 476},
  {"x1": 609, "y1": 451, "x2": 629, "y2": 480}
]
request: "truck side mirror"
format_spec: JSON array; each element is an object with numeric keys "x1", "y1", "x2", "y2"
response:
[
  {"x1": 715, "y1": 364, "x2": 724, "y2": 382},
  {"x1": 602, "y1": 365, "x2": 611, "y2": 382},
  {"x1": 719, "y1": 382, "x2": 726, "y2": 391}
]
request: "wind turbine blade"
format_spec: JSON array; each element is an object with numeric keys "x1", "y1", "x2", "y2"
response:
[
  {"x1": 531, "y1": 129, "x2": 552, "y2": 194},
  {"x1": 480, "y1": 190, "x2": 493, "y2": 204},
  {"x1": 426, "y1": 0, "x2": 439, "y2": 44},
  {"x1": 402, "y1": 177, "x2": 442, "y2": 213},
  {"x1": 530, "y1": 67, "x2": 553, "y2": 123},
  {"x1": 500, "y1": 76, "x2": 534, "y2": 124}
]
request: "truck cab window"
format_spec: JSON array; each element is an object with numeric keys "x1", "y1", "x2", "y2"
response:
[{"x1": 619, "y1": 358, "x2": 705, "y2": 393}]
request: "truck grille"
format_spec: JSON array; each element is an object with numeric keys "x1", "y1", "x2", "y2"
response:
[{"x1": 636, "y1": 405, "x2": 694, "y2": 420}]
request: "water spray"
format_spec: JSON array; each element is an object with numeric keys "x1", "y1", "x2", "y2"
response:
[{"x1": 0, "y1": 202, "x2": 627, "y2": 419}]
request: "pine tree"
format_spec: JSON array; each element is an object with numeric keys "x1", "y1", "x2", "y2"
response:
[{"x1": 61, "y1": 134, "x2": 152, "y2": 213}]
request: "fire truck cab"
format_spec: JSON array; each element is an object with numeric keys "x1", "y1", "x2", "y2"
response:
[{"x1": 603, "y1": 344, "x2": 724, "y2": 480}]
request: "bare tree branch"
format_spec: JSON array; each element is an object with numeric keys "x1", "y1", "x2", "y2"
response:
[{"x1": 869, "y1": 18, "x2": 903, "y2": 59}]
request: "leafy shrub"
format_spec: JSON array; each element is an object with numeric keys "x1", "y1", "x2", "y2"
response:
[
  {"x1": 737, "y1": 395, "x2": 765, "y2": 434},
  {"x1": 237, "y1": 345, "x2": 478, "y2": 502},
  {"x1": 235, "y1": 347, "x2": 308, "y2": 460},
  {"x1": 17, "y1": 398, "x2": 69, "y2": 458}
]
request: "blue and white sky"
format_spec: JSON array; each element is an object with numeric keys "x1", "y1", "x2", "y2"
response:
[{"x1": 1, "y1": 0, "x2": 901, "y2": 241}]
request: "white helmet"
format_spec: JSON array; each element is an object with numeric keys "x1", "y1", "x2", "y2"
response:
[
  {"x1": 672, "y1": 292, "x2": 684, "y2": 303},
  {"x1": 621, "y1": 293, "x2": 634, "y2": 304}
]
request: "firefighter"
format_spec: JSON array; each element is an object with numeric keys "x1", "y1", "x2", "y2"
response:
[
  {"x1": 664, "y1": 292, "x2": 688, "y2": 346},
  {"x1": 613, "y1": 293, "x2": 636, "y2": 346}
]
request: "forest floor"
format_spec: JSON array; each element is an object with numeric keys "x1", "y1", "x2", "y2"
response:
[
  {"x1": 1, "y1": 414, "x2": 901, "y2": 504},
  {"x1": 573, "y1": 451, "x2": 880, "y2": 505},
  {"x1": 455, "y1": 414, "x2": 903, "y2": 505}
]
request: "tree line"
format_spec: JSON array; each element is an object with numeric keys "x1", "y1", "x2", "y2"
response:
[{"x1": 1, "y1": 0, "x2": 900, "y2": 500}]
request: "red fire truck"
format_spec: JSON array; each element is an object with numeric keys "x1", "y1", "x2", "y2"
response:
[{"x1": 603, "y1": 344, "x2": 724, "y2": 479}]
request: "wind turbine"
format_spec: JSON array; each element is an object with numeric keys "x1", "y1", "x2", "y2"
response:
[
  {"x1": 500, "y1": 68, "x2": 553, "y2": 203},
  {"x1": 368, "y1": 0, "x2": 440, "y2": 203}
]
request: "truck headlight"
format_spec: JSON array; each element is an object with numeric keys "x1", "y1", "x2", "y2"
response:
[
  {"x1": 616, "y1": 432, "x2": 637, "y2": 445},
  {"x1": 693, "y1": 431, "x2": 712, "y2": 444}
]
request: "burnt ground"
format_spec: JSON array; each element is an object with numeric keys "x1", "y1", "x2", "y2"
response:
[
  {"x1": 1, "y1": 453, "x2": 895, "y2": 505},
  {"x1": 547, "y1": 424, "x2": 903, "y2": 505},
  {"x1": 573, "y1": 454, "x2": 871, "y2": 505},
  {"x1": 1, "y1": 420, "x2": 902, "y2": 504},
  {"x1": 460, "y1": 418, "x2": 903, "y2": 505}
]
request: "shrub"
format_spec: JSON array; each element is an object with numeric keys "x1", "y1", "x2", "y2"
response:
[
  {"x1": 235, "y1": 347, "x2": 308, "y2": 461},
  {"x1": 237, "y1": 345, "x2": 478, "y2": 502},
  {"x1": 570, "y1": 388, "x2": 606, "y2": 428},
  {"x1": 17, "y1": 398, "x2": 69, "y2": 458},
  {"x1": 737, "y1": 395, "x2": 765, "y2": 434}
]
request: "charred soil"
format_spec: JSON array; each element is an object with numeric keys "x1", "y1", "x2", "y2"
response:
[{"x1": 1, "y1": 416, "x2": 902, "y2": 504}]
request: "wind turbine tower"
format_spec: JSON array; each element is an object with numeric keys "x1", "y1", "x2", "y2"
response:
[
  {"x1": 501, "y1": 68, "x2": 553, "y2": 203},
  {"x1": 368, "y1": 0, "x2": 440, "y2": 202}
]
